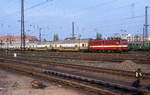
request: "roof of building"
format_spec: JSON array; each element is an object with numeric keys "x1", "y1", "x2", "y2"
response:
[{"x1": 0, "y1": 36, "x2": 38, "y2": 40}]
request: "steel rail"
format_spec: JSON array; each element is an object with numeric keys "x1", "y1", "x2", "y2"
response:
[
  {"x1": 0, "y1": 57, "x2": 149, "y2": 80},
  {"x1": 0, "y1": 58, "x2": 149, "y2": 95}
]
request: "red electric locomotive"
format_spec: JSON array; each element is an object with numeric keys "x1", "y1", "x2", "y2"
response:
[{"x1": 89, "y1": 40, "x2": 128, "y2": 52}]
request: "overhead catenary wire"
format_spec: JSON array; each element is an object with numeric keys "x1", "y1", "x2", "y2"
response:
[
  {"x1": 75, "y1": 1, "x2": 149, "y2": 30},
  {"x1": 0, "y1": 0, "x2": 143, "y2": 23},
  {"x1": 0, "y1": 0, "x2": 149, "y2": 38},
  {"x1": 77, "y1": 14, "x2": 149, "y2": 31},
  {"x1": 25, "y1": 0, "x2": 53, "y2": 11},
  {"x1": 0, "y1": 0, "x2": 53, "y2": 20},
  {"x1": 100, "y1": 14, "x2": 149, "y2": 24},
  {"x1": 76, "y1": 0, "x2": 119, "y2": 12},
  {"x1": 71, "y1": 1, "x2": 144, "y2": 30},
  {"x1": 72, "y1": 0, "x2": 140, "y2": 17},
  {"x1": 0, "y1": 0, "x2": 135, "y2": 19}
]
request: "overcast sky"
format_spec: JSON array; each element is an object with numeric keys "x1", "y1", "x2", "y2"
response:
[{"x1": 0, "y1": 0, "x2": 149, "y2": 40}]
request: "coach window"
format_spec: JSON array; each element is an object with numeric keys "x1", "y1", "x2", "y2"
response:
[
  {"x1": 147, "y1": 43, "x2": 149, "y2": 46},
  {"x1": 82, "y1": 44, "x2": 84, "y2": 47}
]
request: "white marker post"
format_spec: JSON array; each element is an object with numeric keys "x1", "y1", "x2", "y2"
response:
[{"x1": 14, "y1": 53, "x2": 17, "y2": 57}]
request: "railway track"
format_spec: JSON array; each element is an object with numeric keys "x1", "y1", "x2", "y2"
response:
[
  {"x1": 0, "y1": 57, "x2": 149, "y2": 80},
  {"x1": 39, "y1": 56, "x2": 150, "y2": 64},
  {"x1": 1, "y1": 51, "x2": 150, "y2": 64},
  {"x1": 0, "y1": 57, "x2": 150, "y2": 95},
  {"x1": 21, "y1": 54, "x2": 150, "y2": 63},
  {"x1": 22, "y1": 54, "x2": 150, "y2": 64},
  {"x1": 0, "y1": 57, "x2": 150, "y2": 91}
]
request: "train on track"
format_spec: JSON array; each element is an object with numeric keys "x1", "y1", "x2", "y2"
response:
[
  {"x1": 3, "y1": 39, "x2": 128, "y2": 52},
  {"x1": 128, "y1": 41, "x2": 150, "y2": 50}
]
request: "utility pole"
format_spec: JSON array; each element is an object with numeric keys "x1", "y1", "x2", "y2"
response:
[
  {"x1": 72, "y1": 22, "x2": 75, "y2": 38},
  {"x1": 39, "y1": 28, "x2": 42, "y2": 43},
  {"x1": 21, "y1": 0, "x2": 26, "y2": 50},
  {"x1": 143, "y1": 27, "x2": 145, "y2": 45},
  {"x1": 131, "y1": 3, "x2": 135, "y2": 17},
  {"x1": 144, "y1": 6, "x2": 149, "y2": 41}
]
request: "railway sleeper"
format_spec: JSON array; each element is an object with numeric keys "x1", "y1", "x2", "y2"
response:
[
  {"x1": 1, "y1": 59, "x2": 149, "y2": 94},
  {"x1": 0, "y1": 61, "x2": 149, "y2": 95},
  {"x1": 43, "y1": 70, "x2": 150, "y2": 94},
  {"x1": 1, "y1": 58, "x2": 150, "y2": 80}
]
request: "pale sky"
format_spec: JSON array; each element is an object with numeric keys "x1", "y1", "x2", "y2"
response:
[{"x1": 0, "y1": 0, "x2": 149, "y2": 41}]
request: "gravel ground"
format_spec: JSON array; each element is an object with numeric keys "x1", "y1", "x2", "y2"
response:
[
  {"x1": 1, "y1": 53, "x2": 149, "y2": 73},
  {"x1": 1, "y1": 50, "x2": 150, "y2": 64},
  {"x1": 13, "y1": 54, "x2": 149, "y2": 73},
  {"x1": 49, "y1": 65, "x2": 150, "y2": 89},
  {"x1": 0, "y1": 69, "x2": 89, "y2": 95},
  {"x1": 61, "y1": 59, "x2": 150, "y2": 73},
  {"x1": 0, "y1": 51, "x2": 150, "y2": 73}
]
